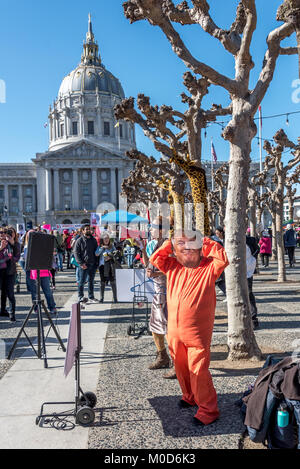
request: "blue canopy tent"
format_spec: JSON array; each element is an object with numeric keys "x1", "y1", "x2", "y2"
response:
[{"x1": 100, "y1": 210, "x2": 149, "y2": 225}]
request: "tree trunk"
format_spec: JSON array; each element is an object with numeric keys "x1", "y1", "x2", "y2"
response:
[
  {"x1": 271, "y1": 216, "x2": 277, "y2": 261},
  {"x1": 288, "y1": 196, "x2": 294, "y2": 221},
  {"x1": 275, "y1": 197, "x2": 286, "y2": 282},
  {"x1": 224, "y1": 123, "x2": 262, "y2": 360}
]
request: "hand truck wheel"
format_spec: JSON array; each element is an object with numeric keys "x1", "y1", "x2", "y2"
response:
[
  {"x1": 79, "y1": 391, "x2": 97, "y2": 408},
  {"x1": 76, "y1": 405, "x2": 95, "y2": 426}
]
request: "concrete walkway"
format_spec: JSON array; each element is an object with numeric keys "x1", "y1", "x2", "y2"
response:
[{"x1": 0, "y1": 290, "x2": 112, "y2": 449}]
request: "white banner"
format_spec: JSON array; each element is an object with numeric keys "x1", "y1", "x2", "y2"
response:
[{"x1": 116, "y1": 269, "x2": 154, "y2": 302}]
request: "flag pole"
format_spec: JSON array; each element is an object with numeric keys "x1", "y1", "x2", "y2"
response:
[{"x1": 258, "y1": 106, "x2": 264, "y2": 228}]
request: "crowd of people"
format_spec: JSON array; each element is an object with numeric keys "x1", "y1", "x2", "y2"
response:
[{"x1": 0, "y1": 219, "x2": 299, "y2": 427}]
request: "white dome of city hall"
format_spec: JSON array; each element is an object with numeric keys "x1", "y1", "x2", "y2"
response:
[{"x1": 48, "y1": 14, "x2": 134, "y2": 152}]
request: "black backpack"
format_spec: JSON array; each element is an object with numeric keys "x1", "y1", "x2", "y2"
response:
[{"x1": 238, "y1": 356, "x2": 300, "y2": 449}]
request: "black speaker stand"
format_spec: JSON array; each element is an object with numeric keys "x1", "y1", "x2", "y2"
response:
[{"x1": 8, "y1": 271, "x2": 66, "y2": 368}]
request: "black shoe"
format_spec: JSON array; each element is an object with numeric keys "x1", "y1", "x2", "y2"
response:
[
  {"x1": 99, "y1": 298, "x2": 104, "y2": 303},
  {"x1": 178, "y1": 399, "x2": 195, "y2": 409},
  {"x1": 0, "y1": 310, "x2": 10, "y2": 317},
  {"x1": 9, "y1": 313, "x2": 16, "y2": 322},
  {"x1": 192, "y1": 417, "x2": 205, "y2": 426}
]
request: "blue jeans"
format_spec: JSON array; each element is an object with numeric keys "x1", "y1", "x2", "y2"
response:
[
  {"x1": 26, "y1": 271, "x2": 56, "y2": 311},
  {"x1": 77, "y1": 264, "x2": 97, "y2": 300},
  {"x1": 57, "y1": 252, "x2": 63, "y2": 270}
]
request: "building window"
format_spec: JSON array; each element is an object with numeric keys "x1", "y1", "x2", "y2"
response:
[
  {"x1": 24, "y1": 200, "x2": 33, "y2": 212},
  {"x1": 24, "y1": 187, "x2": 32, "y2": 197},
  {"x1": 0, "y1": 188, "x2": 3, "y2": 199},
  {"x1": 101, "y1": 185, "x2": 109, "y2": 195},
  {"x1": 60, "y1": 123, "x2": 64, "y2": 137},
  {"x1": 72, "y1": 121, "x2": 78, "y2": 136},
  {"x1": 82, "y1": 196, "x2": 91, "y2": 210},
  {"x1": 88, "y1": 121, "x2": 94, "y2": 135},
  {"x1": 119, "y1": 124, "x2": 123, "y2": 138},
  {"x1": 64, "y1": 185, "x2": 72, "y2": 196},
  {"x1": 82, "y1": 185, "x2": 90, "y2": 196},
  {"x1": 104, "y1": 121, "x2": 110, "y2": 136},
  {"x1": 100, "y1": 169, "x2": 109, "y2": 181}
]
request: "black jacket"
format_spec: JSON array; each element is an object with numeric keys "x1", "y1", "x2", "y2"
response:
[
  {"x1": 246, "y1": 235, "x2": 259, "y2": 258},
  {"x1": 74, "y1": 235, "x2": 98, "y2": 267},
  {"x1": 7, "y1": 241, "x2": 21, "y2": 276},
  {"x1": 243, "y1": 357, "x2": 300, "y2": 430}
]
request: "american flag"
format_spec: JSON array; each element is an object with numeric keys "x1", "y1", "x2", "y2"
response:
[{"x1": 211, "y1": 141, "x2": 217, "y2": 163}]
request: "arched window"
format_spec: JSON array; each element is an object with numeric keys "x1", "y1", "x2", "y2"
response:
[
  {"x1": 62, "y1": 219, "x2": 72, "y2": 224},
  {"x1": 81, "y1": 219, "x2": 90, "y2": 224}
]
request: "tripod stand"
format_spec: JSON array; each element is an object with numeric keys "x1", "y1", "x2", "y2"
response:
[{"x1": 8, "y1": 270, "x2": 66, "y2": 368}]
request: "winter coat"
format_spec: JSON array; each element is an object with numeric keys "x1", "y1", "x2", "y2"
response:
[
  {"x1": 284, "y1": 229, "x2": 297, "y2": 248},
  {"x1": 259, "y1": 236, "x2": 272, "y2": 255},
  {"x1": 74, "y1": 235, "x2": 98, "y2": 267},
  {"x1": 6, "y1": 241, "x2": 21, "y2": 275}
]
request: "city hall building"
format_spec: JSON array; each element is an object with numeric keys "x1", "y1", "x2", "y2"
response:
[{"x1": 0, "y1": 16, "x2": 135, "y2": 228}]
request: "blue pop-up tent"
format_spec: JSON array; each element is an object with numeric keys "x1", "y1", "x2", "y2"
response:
[{"x1": 100, "y1": 210, "x2": 149, "y2": 224}]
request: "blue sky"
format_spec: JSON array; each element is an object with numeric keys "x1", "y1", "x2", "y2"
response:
[{"x1": 0, "y1": 0, "x2": 299, "y2": 175}]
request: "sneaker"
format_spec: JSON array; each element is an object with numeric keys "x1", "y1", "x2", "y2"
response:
[
  {"x1": 88, "y1": 298, "x2": 99, "y2": 304},
  {"x1": 79, "y1": 297, "x2": 88, "y2": 303},
  {"x1": 50, "y1": 308, "x2": 58, "y2": 315}
]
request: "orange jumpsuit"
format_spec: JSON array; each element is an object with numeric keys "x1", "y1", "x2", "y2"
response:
[{"x1": 149, "y1": 238, "x2": 229, "y2": 424}]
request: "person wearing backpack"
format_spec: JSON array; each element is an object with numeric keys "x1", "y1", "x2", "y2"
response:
[{"x1": 284, "y1": 224, "x2": 297, "y2": 268}]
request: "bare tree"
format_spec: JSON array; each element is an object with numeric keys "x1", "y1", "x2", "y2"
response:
[
  {"x1": 213, "y1": 163, "x2": 229, "y2": 227},
  {"x1": 285, "y1": 166, "x2": 300, "y2": 220},
  {"x1": 122, "y1": 148, "x2": 187, "y2": 223},
  {"x1": 263, "y1": 130, "x2": 300, "y2": 282},
  {"x1": 122, "y1": 0, "x2": 299, "y2": 359},
  {"x1": 115, "y1": 72, "x2": 231, "y2": 235}
]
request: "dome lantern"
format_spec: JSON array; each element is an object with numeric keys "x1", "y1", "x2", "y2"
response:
[{"x1": 81, "y1": 13, "x2": 101, "y2": 66}]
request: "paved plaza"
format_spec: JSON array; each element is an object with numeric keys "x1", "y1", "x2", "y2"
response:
[{"x1": 0, "y1": 251, "x2": 299, "y2": 449}]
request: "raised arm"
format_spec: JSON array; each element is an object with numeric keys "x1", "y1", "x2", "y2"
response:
[
  {"x1": 201, "y1": 237, "x2": 229, "y2": 278},
  {"x1": 149, "y1": 239, "x2": 178, "y2": 274}
]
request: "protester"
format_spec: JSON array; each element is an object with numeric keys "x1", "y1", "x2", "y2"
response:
[
  {"x1": 53, "y1": 230, "x2": 64, "y2": 271},
  {"x1": 74, "y1": 224, "x2": 98, "y2": 303},
  {"x1": 96, "y1": 233, "x2": 117, "y2": 303},
  {"x1": 50, "y1": 247, "x2": 59, "y2": 290},
  {"x1": 258, "y1": 230, "x2": 272, "y2": 268},
  {"x1": 284, "y1": 224, "x2": 297, "y2": 268},
  {"x1": 63, "y1": 229, "x2": 73, "y2": 269},
  {"x1": 211, "y1": 226, "x2": 226, "y2": 300},
  {"x1": 0, "y1": 229, "x2": 12, "y2": 318},
  {"x1": 150, "y1": 230, "x2": 229, "y2": 426},
  {"x1": 0, "y1": 226, "x2": 21, "y2": 321},
  {"x1": 137, "y1": 217, "x2": 176, "y2": 379}
]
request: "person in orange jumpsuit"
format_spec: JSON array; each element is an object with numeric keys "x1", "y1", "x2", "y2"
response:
[{"x1": 149, "y1": 230, "x2": 229, "y2": 425}]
